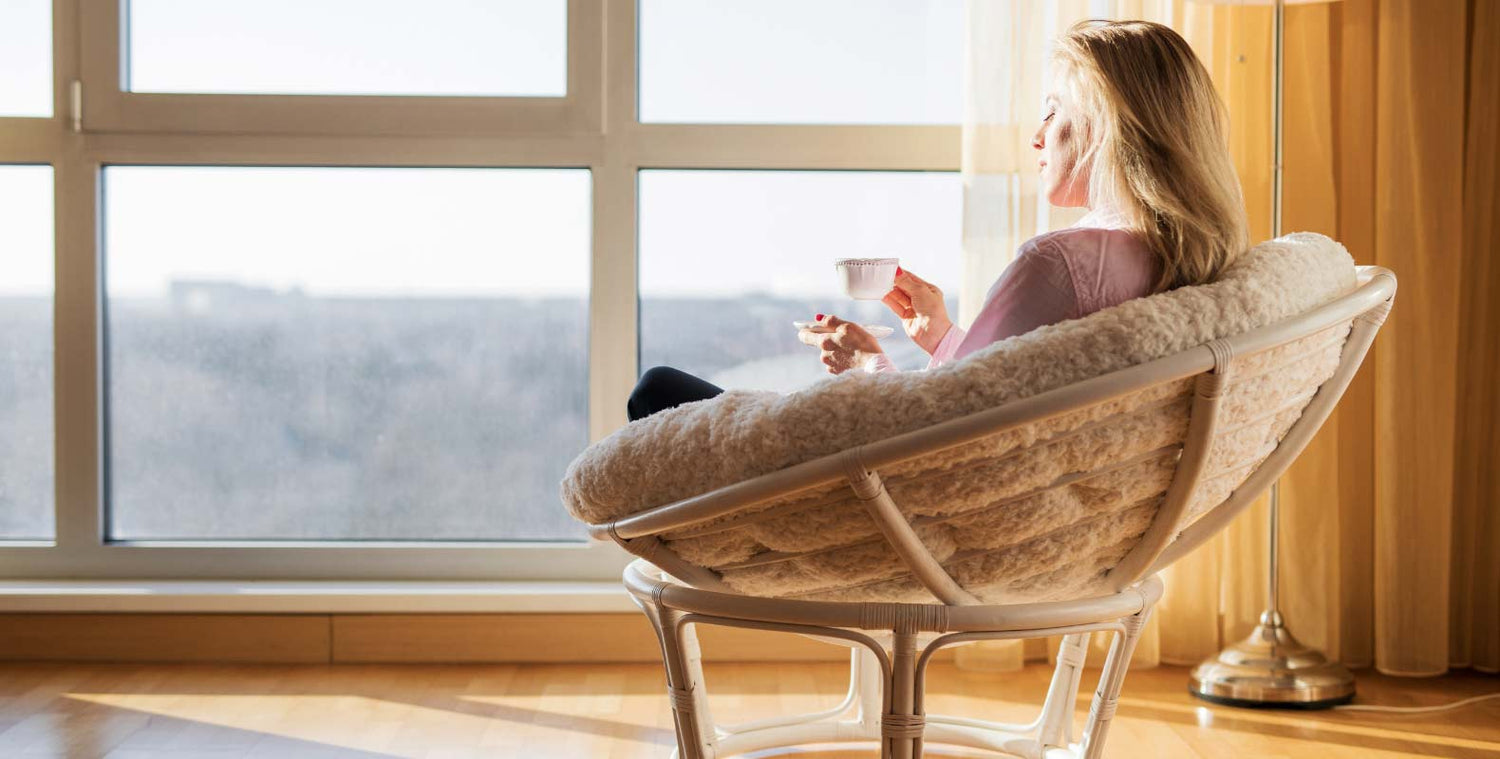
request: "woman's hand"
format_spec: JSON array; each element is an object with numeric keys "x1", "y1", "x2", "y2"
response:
[
  {"x1": 798, "y1": 314, "x2": 884, "y2": 375},
  {"x1": 882, "y1": 267, "x2": 953, "y2": 356}
]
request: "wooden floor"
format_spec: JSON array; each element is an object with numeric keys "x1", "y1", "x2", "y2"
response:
[{"x1": 1, "y1": 661, "x2": 1496, "y2": 758}]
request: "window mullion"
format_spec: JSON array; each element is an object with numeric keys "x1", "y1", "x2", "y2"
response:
[
  {"x1": 51, "y1": 154, "x2": 102, "y2": 550},
  {"x1": 588, "y1": 160, "x2": 638, "y2": 442},
  {"x1": 586, "y1": 0, "x2": 640, "y2": 443}
]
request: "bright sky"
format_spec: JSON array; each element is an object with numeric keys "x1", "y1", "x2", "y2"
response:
[
  {"x1": 0, "y1": 166, "x2": 53, "y2": 295},
  {"x1": 127, "y1": 0, "x2": 567, "y2": 96},
  {"x1": 640, "y1": 171, "x2": 962, "y2": 298},
  {"x1": 103, "y1": 166, "x2": 592, "y2": 298},
  {"x1": 0, "y1": 0, "x2": 51, "y2": 116},
  {"x1": 2, "y1": 1, "x2": 966, "y2": 299},
  {"x1": 640, "y1": 0, "x2": 962, "y2": 124}
]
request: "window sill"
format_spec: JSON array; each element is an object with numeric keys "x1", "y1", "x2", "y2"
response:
[{"x1": 0, "y1": 580, "x2": 636, "y2": 613}]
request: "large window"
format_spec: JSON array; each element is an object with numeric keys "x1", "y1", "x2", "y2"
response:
[
  {"x1": 104, "y1": 167, "x2": 590, "y2": 541},
  {"x1": 0, "y1": 166, "x2": 54, "y2": 540},
  {"x1": 126, "y1": 0, "x2": 567, "y2": 97},
  {"x1": 0, "y1": 0, "x2": 959, "y2": 581}
]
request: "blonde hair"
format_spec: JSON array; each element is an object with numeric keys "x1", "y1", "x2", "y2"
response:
[{"x1": 1052, "y1": 20, "x2": 1248, "y2": 291}]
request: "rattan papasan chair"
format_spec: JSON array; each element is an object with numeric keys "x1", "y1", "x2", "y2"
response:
[{"x1": 562, "y1": 233, "x2": 1395, "y2": 759}]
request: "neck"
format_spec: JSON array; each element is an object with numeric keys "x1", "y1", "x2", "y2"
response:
[{"x1": 1076, "y1": 205, "x2": 1126, "y2": 230}]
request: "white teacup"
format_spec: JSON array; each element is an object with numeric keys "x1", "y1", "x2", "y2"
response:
[{"x1": 835, "y1": 257, "x2": 899, "y2": 300}]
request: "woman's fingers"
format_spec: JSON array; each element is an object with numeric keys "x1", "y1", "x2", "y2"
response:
[
  {"x1": 802, "y1": 313, "x2": 855, "y2": 347},
  {"x1": 797, "y1": 327, "x2": 834, "y2": 346},
  {"x1": 895, "y1": 267, "x2": 928, "y2": 287},
  {"x1": 802, "y1": 314, "x2": 881, "y2": 370},
  {"x1": 804, "y1": 326, "x2": 852, "y2": 359},
  {"x1": 882, "y1": 289, "x2": 914, "y2": 318},
  {"x1": 798, "y1": 328, "x2": 852, "y2": 351},
  {"x1": 895, "y1": 267, "x2": 942, "y2": 297},
  {"x1": 821, "y1": 350, "x2": 850, "y2": 374}
]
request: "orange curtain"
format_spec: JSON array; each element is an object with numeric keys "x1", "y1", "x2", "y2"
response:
[
  {"x1": 1452, "y1": 0, "x2": 1500, "y2": 674},
  {"x1": 1161, "y1": 0, "x2": 1500, "y2": 676}
]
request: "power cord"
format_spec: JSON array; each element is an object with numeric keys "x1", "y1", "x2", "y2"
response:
[{"x1": 1333, "y1": 692, "x2": 1500, "y2": 714}]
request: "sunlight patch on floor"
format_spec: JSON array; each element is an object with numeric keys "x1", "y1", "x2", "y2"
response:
[{"x1": 67, "y1": 691, "x2": 672, "y2": 756}]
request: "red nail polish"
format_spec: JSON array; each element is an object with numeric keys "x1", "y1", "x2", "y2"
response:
[
  {"x1": 896, "y1": 267, "x2": 904, "y2": 276},
  {"x1": 815, "y1": 313, "x2": 825, "y2": 320}
]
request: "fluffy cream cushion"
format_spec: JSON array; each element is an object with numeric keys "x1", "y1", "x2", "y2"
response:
[{"x1": 562, "y1": 233, "x2": 1357, "y2": 603}]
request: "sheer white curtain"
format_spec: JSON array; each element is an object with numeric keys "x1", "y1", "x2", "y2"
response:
[{"x1": 957, "y1": 0, "x2": 1220, "y2": 672}]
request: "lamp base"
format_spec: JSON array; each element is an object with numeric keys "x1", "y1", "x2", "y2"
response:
[{"x1": 1188, "y1": 611, "x2": 1355, "y2": 709}]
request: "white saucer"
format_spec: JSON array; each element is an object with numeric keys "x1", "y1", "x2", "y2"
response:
[{"x1": 792, "y1": 321, "x2": 895, "y2": 339}]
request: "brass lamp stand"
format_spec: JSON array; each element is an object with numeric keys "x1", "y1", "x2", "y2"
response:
[
  {"x1": 1187, "y1": 0, "x2": 1355, "y2": 709},
  {"x1": 1189, "y1": 487, "x2": 1356, "y2": 707}
]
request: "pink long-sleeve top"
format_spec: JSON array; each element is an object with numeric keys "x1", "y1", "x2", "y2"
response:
[{"x1": 869, "y1": 214, "x2": 1159, "y2": 373}]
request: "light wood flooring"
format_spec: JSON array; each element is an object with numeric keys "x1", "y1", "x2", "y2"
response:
[{"x1": 1, "y1": 661, "x2": 1496, "y2": 758}]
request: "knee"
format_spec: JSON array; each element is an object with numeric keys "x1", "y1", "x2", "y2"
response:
[
  {"x1": 636, "y1": 366, "x2": 683, "y2": 392},
  {"x1": 628, "y1": 366, "x2": 676, "y2": 419}
]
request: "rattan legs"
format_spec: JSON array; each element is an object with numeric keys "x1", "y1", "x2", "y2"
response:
[
  {"x1": 627, "y1": 563, "x2": 1164, "y2": 758},
  {"x1": 1037, "y1": 633, "x2": 1092, "y2": 748},
  {"x1": 1079, "y1": 609, "x2": 1152, "y2": 759},
  {"x1": 855, "y1": 644, "x2": 885, "y2": 732},
  {"x1": 635, "y1": 614, "x2": 1159, "y2": 758},
  {"x1": 638, "y1": 620, "x2": 1155, "y2": 758},
  {"x1": 887, "y1": 630, "x2": 923, "y2": 759},
  {"x1": 638, "y1": 598, "x2": 715, "y2": 759}
]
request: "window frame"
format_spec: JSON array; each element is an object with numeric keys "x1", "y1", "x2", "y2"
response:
[
  {"x1": 0, "y1": 0, "x2": 959, "y2": 582},
  {"x1": 78, "y1": 0, "x2": 602, "y2": 136}
]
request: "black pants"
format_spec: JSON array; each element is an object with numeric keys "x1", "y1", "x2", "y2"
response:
[{"x1": 627, "y1": 366, "x2": 724, "y2": 422}]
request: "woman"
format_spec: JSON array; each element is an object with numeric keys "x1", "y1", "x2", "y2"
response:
[{"x1": 629, "y1": 20, "x2": 1247, "y2": 422}]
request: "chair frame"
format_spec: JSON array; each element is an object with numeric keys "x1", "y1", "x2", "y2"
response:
[{"x1": 595, "y1": 267, "x2": 1396, "y2": 758}]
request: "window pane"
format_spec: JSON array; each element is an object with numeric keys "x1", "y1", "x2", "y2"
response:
[
  {"x1": 0, "y1": 0, "x2": 52, "y2": 117},
  {"x1": 640, "y1": 170, "x2": 960, "y2": 392},
  {"x1": 0, "y1": 165, "x2": 55, "y2": 540},
  {"x1": 104, "y1": 167, "x2": 590, "y2": 541},
  {"x1": 640, "y1": 0, "x2": 962, "y2": 124},
  {"x1": 127, "y1": 0, "x2": 566, "y2": 97}
]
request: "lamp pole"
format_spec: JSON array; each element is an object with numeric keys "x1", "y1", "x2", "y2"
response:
[{"x1": 1187, "y1": 0, "x2": 1357, "y2": 709}]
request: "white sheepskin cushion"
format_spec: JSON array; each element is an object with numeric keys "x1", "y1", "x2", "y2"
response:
[{"x1": 562, "y1": 233, "x2": 1358, "y2": 603}]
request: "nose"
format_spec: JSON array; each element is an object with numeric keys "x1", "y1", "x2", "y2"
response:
[{"x1": 1032, "y1": 124, "x2": 1045, "y2": 150}]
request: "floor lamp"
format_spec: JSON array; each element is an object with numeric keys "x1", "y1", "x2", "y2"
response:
[{"x1": 1186, "y1": 0, "x2": 1357, "y2": 708}]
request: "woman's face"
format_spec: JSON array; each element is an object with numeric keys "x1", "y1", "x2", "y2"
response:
[{"x1": 1033, "y1": 90, "x2": 1091, "y2": 208}]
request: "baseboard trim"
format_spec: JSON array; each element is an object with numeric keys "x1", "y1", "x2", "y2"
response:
[
  {"x1": 0, "y1": 580, "x2": 635, "y2": 613},
  {"x1": 0, "y1": 614, "x2": 332, "y2": 663},
  {"x1": 0, "y1": 613, "x2": 893, "y2": 664}
]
